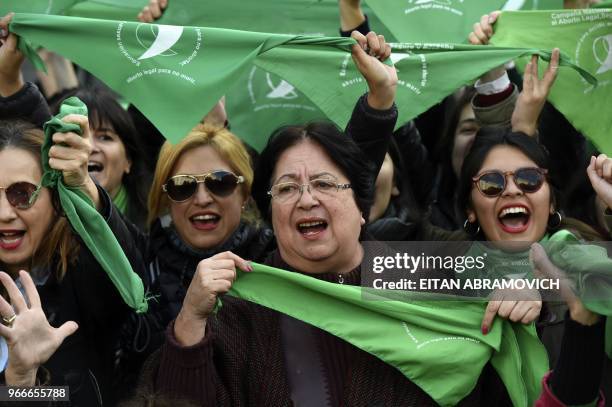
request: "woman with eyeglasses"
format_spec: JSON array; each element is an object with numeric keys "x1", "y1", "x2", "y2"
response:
[
  {"x1": 120, "y1": 31, "x2": 532, "y2": 407},
  {"x1": 0, "y1": 119, "x2": 147, "y2": 406}
]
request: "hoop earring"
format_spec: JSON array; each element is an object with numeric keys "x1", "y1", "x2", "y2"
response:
[
  {"x1": 463, "y1": 219, "x2": 481, "y2": 236},
  {"x1": 547, "y1": 211, "x2": 563, "y2": 229}
]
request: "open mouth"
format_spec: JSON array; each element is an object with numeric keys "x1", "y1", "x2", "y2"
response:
[
  {"x1": 296, "y1": 220, "x2": 328, "y2": 237},
  {"x1": 190, "y1": 214, "x2": 220, "y2": 230},
  {"x1": 0, "y1": 231, "x2": 25, "y2": 250},
  {"x1": 88, "y1": 161, "x2": 104, "y2": 174},
  {"x1": 497, "y1": 206, "x2": 530, "y2": 233}
]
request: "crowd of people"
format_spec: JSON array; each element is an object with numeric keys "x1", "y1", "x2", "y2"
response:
[{"x1": 0, "y1": 0, "x2": 610, "y2": 406}]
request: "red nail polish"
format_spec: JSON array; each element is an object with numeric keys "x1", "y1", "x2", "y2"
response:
[{"x1": 481, "y1": 326, "x2": 488, "y2": 335}]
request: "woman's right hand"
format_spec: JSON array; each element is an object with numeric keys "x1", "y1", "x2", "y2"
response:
[
  {"x1": 587, "y1": 154, "x2": 612, "y2": 211},
  {"x1": 174, "y1": 251, "x2": 252, "y2": 346}
]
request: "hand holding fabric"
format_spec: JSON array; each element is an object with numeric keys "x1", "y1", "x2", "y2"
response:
[
  {"x1": 350, "y1": 30, "x2": 397, "y2": 110},
  {"x1": 530, "y1": 243, "x2": 600, "y2": 326},
  {"x1": 137, "y1": 0, "x2": 168, "y2": 23},
  {"x1": 481, "y1": 287, "x2": 542, "y2": 335},
  {"x1": 175, "y1": 251, "x2": 252, "y2": 346},
  {"x1": 511, "y1": 49, "x2": 560, "y2": 136},
  {"x1": 587, "y1": 154, "x2": 612, "y2": 212},
  {"x1": 48, "y1": 114, "x2": 100, "y2": 209},
  {"x1": 0, "y1": 13, "x2": 24, "y2": 97},
  {"x1": 0, "y1": 271, "x2": 78, "y2": 386}
]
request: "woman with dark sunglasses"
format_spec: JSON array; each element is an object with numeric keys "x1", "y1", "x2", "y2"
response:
[
  {"x1": 114, "y1": 123, "x2": 276, "y2": 396},
  {"x1": 455, "y1": 127, "x2": 611, "y2": 406},
  {"x1": 0, "y1": 119, "x2": 147, "y2": 406}
]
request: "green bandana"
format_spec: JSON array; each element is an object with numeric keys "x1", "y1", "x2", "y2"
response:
[
  {"x1": 360, "y1": 0, "x2": 562, "y2": 44},
  {"x1": 111, "y1": 183, "x2": 128, "y2": 215},
  {"x1": 464, "y1": 230, "x2": 612, "y2": 358},
  {"x1": 42, "y1": 97, "x2": 147, "y2": 313},
  {"x1": 490, "y1": 10, "x2": 612, "y2": 154},
  {"x1": 229, "y1": 262, "x2": 547, "y2": 407},
  {"x1": 11, "y1": 13, "x2": 593, "y2": 149}
]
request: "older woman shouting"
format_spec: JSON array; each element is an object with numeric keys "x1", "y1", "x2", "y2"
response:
[{"x1": 122, "y1": 31, "x2": 523, "y2": 407}]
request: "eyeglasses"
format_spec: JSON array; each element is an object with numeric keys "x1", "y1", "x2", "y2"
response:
[
  {"x1": 472, "y1": 167, "x2": 548, "y2": 197},
  {"x1": 163, "y1": 171, "x2": 244, "y2": 202},
  {"x1": 268, "y1": 179, "x2": 352, "y2": 204},
  {"x1": 0, "y1": 182, "x2": 42, "y2": 209}
]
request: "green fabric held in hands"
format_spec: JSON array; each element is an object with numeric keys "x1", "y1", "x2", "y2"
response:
[
  {"x1": 12, "y1": 13, "x2": 594, "y2": 149},
  {"x1": 490, "y1": 10, "x2": 612, "y2": 155},
  {"x1": 111, "y1": 183, "x2": 129, "y2": 215},
  {"x1": 228, "y1": 262, "x2": 548, "y2": 407},
  {"x1": 464, "y1": 229, "x2": 612, "y2": 359},
  {"x1": 42, "y1": 97, "x2": 148, "y2": 313}
]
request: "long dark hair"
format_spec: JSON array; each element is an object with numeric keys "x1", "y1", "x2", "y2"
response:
[
  {"x1": 457, "y1": 128, "x2": 556, "y2": 218},
  {"x1": 252, "y1": 122, "x2": 375, "y2": 233},
  {"x1": 456, "y1": 127, "x2": 603, "y2": 241},
  {"x1": 53, "y1": 87, "x2": 152, "y2": 227}
]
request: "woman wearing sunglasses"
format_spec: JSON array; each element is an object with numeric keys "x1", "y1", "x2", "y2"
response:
[
  {"x1": 0, "y1": 119, "x2": 147, "y2": 405},
  {"x1": 115, "y1": 123, "x2": 275, "y2": 394},
  {"x1": 456, "y1": 127, "x2": 611, "y2": 406}
]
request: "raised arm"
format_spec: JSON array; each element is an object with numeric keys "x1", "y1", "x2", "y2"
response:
[{"x1": 345, "y1": 31, "x2": 398, "y2": 175}]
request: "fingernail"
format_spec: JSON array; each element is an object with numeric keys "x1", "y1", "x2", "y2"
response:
[
  {"x1": 481, "y1": 325, "x2": 488, "y2": 335},
  {"x1": 246, "y1": 262, "x2": 253, "y2": 272},
  {"x1": 0, "y1": 29, "x2": 6, "y2": 37}
]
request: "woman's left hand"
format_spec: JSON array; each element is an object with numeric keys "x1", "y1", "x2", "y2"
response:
[
  {"x1": 587, "y1": 154, "x2": 612, "y2": 211},
  {"x1": 49, "y1": 114, "x2": 100, "y2": 208},
  {"x1": 0, "y1": 271, "x2": 78, "y2": 386},
  {"x1": 350, "y1": 30, "x2": 397, "y2": 110},
  {"x1": 481, "y1": 288, "x2": 542, "y2": 334}
]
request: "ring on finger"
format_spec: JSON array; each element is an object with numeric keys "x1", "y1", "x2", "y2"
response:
[{"x1": 2, "y1": 314, "x2": 16, "y2": 327}]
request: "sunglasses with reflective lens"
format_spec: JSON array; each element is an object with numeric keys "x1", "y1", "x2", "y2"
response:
[
  {"x1": 0, "y1": 182, "x2": 42, "y2": 209},
  {"x1": 472, "y1": 167, "x2": 548, "y2": 197},
  {"x1": 163, "y1": 171, "x2": 244, "y2": 202}
]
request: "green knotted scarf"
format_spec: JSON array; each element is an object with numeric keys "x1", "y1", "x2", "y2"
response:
[
  {"x1": 228, "y1": 262, "x2": 548, "y2": 407},
  {"x1": 42, "y1": 97, "x2": 148, "y2": 313},
  {"x1": 466, "y1": 230, "x2": 612, "y2": 359}
]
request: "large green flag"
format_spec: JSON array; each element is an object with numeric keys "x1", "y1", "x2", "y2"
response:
[
  {"x1": 362, "y1": 0, "x2": 507, "y2": 43},
  {"x1": 65, "y1": 0, "x2": 146, "y2": 20},
  {"x1": 361, "y1": 0, "x2": 563, "y2": 43},
  {"x1": 11, "y1": 13, "x2": 594, "y2": 147},
  {"x1": 490, "y1": 9, "x2": 612, "y2": 155},
  {"x1": 0, "y1": 0, "x2": 81, "y2": 15},
  {"x1": 229, "y1": 262, "x2": 548, "y2": 407}
]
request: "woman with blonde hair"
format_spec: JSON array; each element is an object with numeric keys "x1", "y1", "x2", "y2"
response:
[{"x1": 117, "y1": 124, "x2": 275, "y2": 394}]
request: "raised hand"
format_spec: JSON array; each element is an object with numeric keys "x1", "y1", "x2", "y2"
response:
[
  {"x1": 0, "y1": 13, "x2": 25, "y2": 97},
  {"x1": 468, "y1": 11, "x2": 501, "y2": 46},
  {"x1": 350, "y1": 31, "x2": 397, "y2": 110},
  {"x1": 174, "y1": 251, "x2": 252, "y2": 346},
  {"x1": 137, "y1": 0, "x2": 168, "y2": 23},
  {"x1": 48, "y1": 114, "x2": 100, "y2": 208},
  {"x1": 0, "y1": 271, "x2": 78, "y2": 386},
  {"x1": 511, "y1": 49, "x2": 560, "y2": 136},
  {"x1": 587, "y1": 154, "x2": 612, "y2": 211}
]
